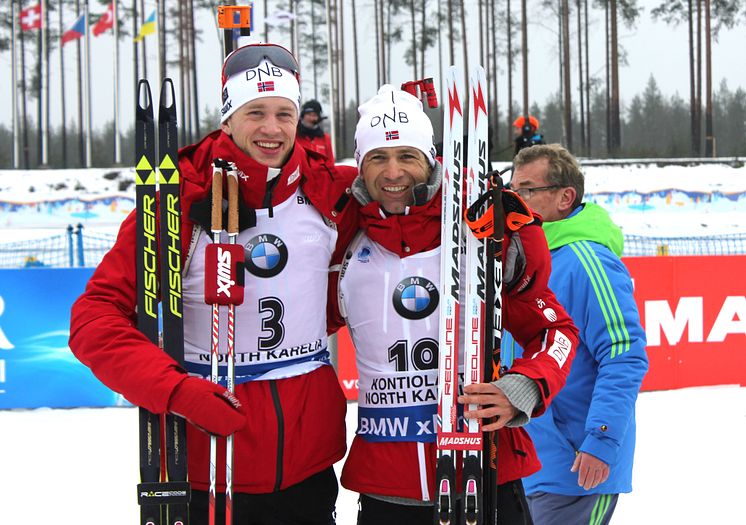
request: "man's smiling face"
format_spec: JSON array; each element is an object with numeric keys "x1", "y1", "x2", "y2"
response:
[
  {"x1": 361, "y1": 146, "x2": 431, "y2": 214},
  {"x1": 221, "y1": 97, "x2": 298, "y2": 167}
]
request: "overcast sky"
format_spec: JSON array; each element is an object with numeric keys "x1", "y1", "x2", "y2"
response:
[{"x1": 0, "y1": 1, "x2": 744, "y2": 138}]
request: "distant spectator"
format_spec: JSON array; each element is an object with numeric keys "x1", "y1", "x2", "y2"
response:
[
  {"x1": 23, "y1": 256, "x2": 45, "y2": 268},
  {"x1": 296, "y1": 99, "x2": 335, "y2": 164},
  {"x1": 513, "y1": 115, "x2": 545, "y2": 156}
]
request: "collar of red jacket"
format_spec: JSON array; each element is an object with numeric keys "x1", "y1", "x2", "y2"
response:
[
  {"x1": 178, "y1": 130, "x2": 351, "y2": 224},
  {"x1": 358, "y1": 187, "x2": 442, "y2": 257},
  {"x1": 209, "y1": 130, "x2": 305, "y2": 209}
]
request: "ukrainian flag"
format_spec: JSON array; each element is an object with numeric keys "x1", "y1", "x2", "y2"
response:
[{"x1": 134, "y1": 10, "x2": 156, "y2": 42}]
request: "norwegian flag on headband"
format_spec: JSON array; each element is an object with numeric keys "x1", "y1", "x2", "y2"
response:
[
  {"x1": 385, "y1": 130, "x2": 400, "y2": 141},
  {"x1": 257, "y1": 81, "x2": 275, "y2": 92}
]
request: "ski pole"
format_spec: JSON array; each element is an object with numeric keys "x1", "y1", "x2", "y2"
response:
[
  {"x1": 224, "y1": 162, "x2": 240, "y2": 525},
  {"x1": 208, "y1": 162, "x2": 223, "y2": 525},
  {"x1": 484, "y1": 170, "x2": 506, "y2": 525}
]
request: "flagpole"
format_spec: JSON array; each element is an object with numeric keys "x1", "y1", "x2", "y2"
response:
[
  {"x1": 289, "y1": 0, "x2": 296, "y2": 57},
  {"x1": 59, "y1": 0, "x2": 68, "y2": 168},
  {"x1": 263, "y1": 0, "x2": 268, "y2": 42},
  {"x1": 324, "y1": 0, "x2": 336, "y2": 158},
  {"x1": 140, "y1": 0, "x2": 147, "y2": 79},
  {"x1": 114, "y1": 0, "x2": 121, "y2": 164},
  {"x1": 12, "y1": 0, "x2": 19, "y2": 169},
  {"x1": 76, "y1": 0, "x2": 84, "y2": 167},
  {"x1": 84, "y1": 0, "x2": 92, "y2": 167},
  {"x1": 36, "y1": 6, "x2": 42, "y2": 166},
  {"x1": 45, "y1": 0, "x2": 51, "y2": 166},
  {"x1": 41, "y1": 0, "x2": 49, "y2": 166},
  {"x1": 19, "y1": 1, "x2": 30, "y2": 170},
  {"x1": 189, "y1": 0, "x2": 200, "y2": 139},
  {"x1": 156, "y1": 0, "x2": 162, "y2": 90}
]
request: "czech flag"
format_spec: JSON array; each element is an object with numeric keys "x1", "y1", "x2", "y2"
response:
[{"x1": 61, "y1": 13, "x2": 86, "y2": 46}]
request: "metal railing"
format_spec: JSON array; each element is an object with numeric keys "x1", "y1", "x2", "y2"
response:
[
  {"x1": 0, "y1": 225, "x2": 117, "y2": 268},
  {"x1": 2, "y1": 226, "x2": 745, "y2": 269}
]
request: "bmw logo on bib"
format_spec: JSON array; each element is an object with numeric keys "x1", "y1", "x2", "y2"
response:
[
  {"x1": 392, "y1": 276, "x2": 439, "y2": 320},
  {"x1": 244, "y1": 234, "x2": 289, "y2": 278}
]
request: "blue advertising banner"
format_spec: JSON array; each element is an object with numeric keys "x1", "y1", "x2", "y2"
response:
[{"x1": 0, "y1": 268, "x2": 127, "y2": 409}]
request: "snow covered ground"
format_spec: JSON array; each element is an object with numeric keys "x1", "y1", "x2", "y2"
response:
[
  {"x1": 1, "y1": 385, "x2": 745, "y2": 524},
  {"x1": 2, "y1": 160, "x2": 746, "y2": 237}
]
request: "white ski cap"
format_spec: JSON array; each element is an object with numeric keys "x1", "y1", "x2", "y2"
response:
[
  {"x1": 354, "y1": 84, "x2": 436, "y2": 168},
  {"x1": 220, "y1": 59, "x2": 301, "y2": 123}
]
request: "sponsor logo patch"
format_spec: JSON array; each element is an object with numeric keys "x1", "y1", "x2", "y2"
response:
[{"x1": 392, "y1": 276, "x2": 439, "y2": 320}]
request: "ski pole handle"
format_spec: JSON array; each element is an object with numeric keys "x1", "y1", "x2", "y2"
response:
[
  {"x1": 227, "y1": 169, "x2": 239, "y2": 236},
  {"x1": 211, "y1": 166, "x2": 223, "y2": 234},
  {"x1": 422, "y1": 78, "x2": 438, "y2": 108},
  {"x1": 401, "y1": 80, "x2": 418, "y2": 98},
  {"x1": 400, "y1": 78, "x2": 439, "y2": 108}
]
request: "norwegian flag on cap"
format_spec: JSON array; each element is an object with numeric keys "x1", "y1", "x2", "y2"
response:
[
  {"x1": 385, "y1": 130, "x2": 400, "y2": 141},
  {"x1": 257, "y1": 81, "x2": 275, "y2": 92}
]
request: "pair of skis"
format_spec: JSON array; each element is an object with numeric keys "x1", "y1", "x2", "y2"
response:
[
  {"x1": 436, "y1": 65, "x2": 504, "y2": 525},
  {"x1": 135, "y1": 78, "x2": 190, "y2": 525}
]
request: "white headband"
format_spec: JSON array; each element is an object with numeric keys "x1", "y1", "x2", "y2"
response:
[
  {"x1": 221, "y1": 59, "x2": 301, "y2": 123},
  {"x1": 354, "y1": 84, "x2": 436, "y2": 168}
]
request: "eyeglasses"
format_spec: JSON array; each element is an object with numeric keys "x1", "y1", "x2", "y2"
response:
[
  {"x1": 222, "y1": 43, "x2": 300, "y2": 84},
  {"x1": 511, "y1": 185, "x2": 561, "y2": 200}
]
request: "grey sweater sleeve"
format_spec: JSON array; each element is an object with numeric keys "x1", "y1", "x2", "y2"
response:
[{"x1": 491, "y1": 374, "x2": 542, "y2": 428}]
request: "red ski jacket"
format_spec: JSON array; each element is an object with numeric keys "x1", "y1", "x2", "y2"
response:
[
  {"x1": 295, "y1": 130, "x2": 335, "y2": 165},
  {"x1": 331, "y1": 164, "x2": 579, "y2": 500},
  {"x1": 69, "y1": 130, "x2": 357, "y2": 494}
]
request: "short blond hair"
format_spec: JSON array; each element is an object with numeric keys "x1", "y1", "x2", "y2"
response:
[{"x1": 513, "y1": 144, "x2": 584, "y2": 209}]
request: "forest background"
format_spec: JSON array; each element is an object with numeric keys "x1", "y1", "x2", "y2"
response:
[{"x1": 0, "y1": 0, "x2": 745, "y2": 169}]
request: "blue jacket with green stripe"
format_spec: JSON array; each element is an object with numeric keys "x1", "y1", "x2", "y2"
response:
[{"x1": 507, "y1": 202, "x2": 649, "y2": 496}]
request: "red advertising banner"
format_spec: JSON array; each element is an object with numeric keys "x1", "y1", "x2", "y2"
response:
[
  {"x1": 623, "y1": 255, "x2": 746, "y2": 391},
  {"x1": 336, "y1": 326, "x2": 359, "y2": 400},
  {"x1": 337, "y1": 255, "x2": 746, "y2": 399}
]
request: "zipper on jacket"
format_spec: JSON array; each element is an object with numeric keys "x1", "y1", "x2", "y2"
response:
[
  {"x1": 263, "y1": 176, "x2": 280, "y2": 218},
  {"x1": 269, "y1": 379, "x2": 285, "y2": 491}
]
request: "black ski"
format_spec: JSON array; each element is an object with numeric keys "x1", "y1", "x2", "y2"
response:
[
  {"x1": 158, "y1": 78, "x2": 191, "y2": 525},
  {"x1": 135, "y1": 78, "x2": 164, "y2": 525}
]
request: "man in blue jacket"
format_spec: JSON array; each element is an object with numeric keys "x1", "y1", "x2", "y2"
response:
[{"x1": 505, "y1": 143, "x2": 649, "y2": 525}]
